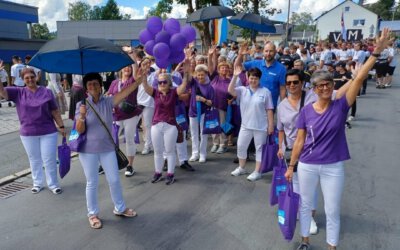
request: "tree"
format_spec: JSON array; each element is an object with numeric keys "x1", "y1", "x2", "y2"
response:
[
  {"x1": 101, "y1": 0, "x2": 123, "y2": 20},
  {"x1": 90, "y1": 6, "x2": 103, "y2": 20},
  {"x1": 366, "y1": 0, "x2": 400, "y2": 20},
  {"x1": 148, "y1": 0, "x2": 173, "y2": 18},
  {"x1": 32, "y1": 23, "x2": 54, "y2": 40},
  {"x1": 290, "y1": 12, "x2": 315, "y2": 32},
  {"x1": 68, "y1": 1, "x2": 91, "y2": 20}
]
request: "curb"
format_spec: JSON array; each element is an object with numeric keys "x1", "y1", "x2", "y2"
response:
[{"x1": 0, "y1": 152, "x2": 79, "y2": 186}]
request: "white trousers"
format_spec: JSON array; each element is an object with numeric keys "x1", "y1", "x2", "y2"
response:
[
  {"x1": 79, "y1": 151, "x2": 126, "y2": 217},
  {"x1": 151, "y1": 122, "x2": 178, "y2": 174},
  {"x1": 189, "y1": 114, "x2": 208, "y2": 158},
  {"x1": 116, "y1": 115, "x2": 140, "y2": 157},
  {"x1": 212, "y1": 109, "x2": 227, "y2": 147},
  {"x1": 293, "y1": 173, "x2": 319, "y2": 210},
  {"x1": 163, "y1": 131, "x2": 188, "y2": 165},
  {"x1": 20, "y1": 132, "x2": 59, "y2": 190},
  {"x1": 236, "y1": 127, "x2": 267, "y2": 162},
  {"x1": 141, "y1": 106, "x2": 154, "y2": 150},
  {"x1": 298, "y1": 161, "x2": 344, "y2": 246}
]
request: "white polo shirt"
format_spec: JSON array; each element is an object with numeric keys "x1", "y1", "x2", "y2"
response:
[
  {"x1": 0, "y1": 69, "x2": 8, "y2": 83},
  {"x1": 10, "y1": 63, "x2": 26, "y2": 86},
  {"x1": 235, "y1": 86, "x2": 274, "y2": 131}
]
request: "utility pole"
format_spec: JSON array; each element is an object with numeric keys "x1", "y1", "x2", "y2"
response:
[{"x1": 285, "y1": 0, "x2": 291, "y2": 46}]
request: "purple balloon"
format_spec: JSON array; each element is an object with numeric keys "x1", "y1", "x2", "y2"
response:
[
  {"x1": 164, "y1": 18, "x2": 181, "y2": 35},
  {"x1": 144, "y1": 40, "x2": 156, "y2": 56},
  {"x1": 170, "y1": 33, "x2": 186, "y2": 51},
  {"x1": 139, "y1": 29, "x2": 154, "y2": 45},
  {"x1": 169, "y1": 51, "x2": 185, "y2": 64},
  {"x1": 181, "y1": 24, "x2": 196, "y2": 43},
  {"x1": 153, "y1": 42, "x2": 170, "y2": 60},
  {"x1": 155, "y1": 58, "x2": 170, "y2": 69},
  {"x1": 147, "y1": 16, "x2": 163, "y2": 35},
  {"x1": 155, "y1": 31, "x2": 171, "y2": 44}
]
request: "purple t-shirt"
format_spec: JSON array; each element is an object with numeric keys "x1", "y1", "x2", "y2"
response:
[
  {"x1": 296, "y1": 95, "x2": 351, "y2": 164},
  {"x1": 75, "y1": 95, "x2": 115, "y2": 153},
  {"x1": 152, "y1": 88, "x2": 178, "y2": 126},
  {"x1": 210, "y1": 72, "x2": 231, "y2": 111},
  {"x1": 188, "y1": 78, "x2": 214, "y2": 118},
  {"x1": 108, "y1": 77, "x2": 141, "y2": 121},
  {"x1": 6, "y1": 86, "x2": 58, "y2": 136}
]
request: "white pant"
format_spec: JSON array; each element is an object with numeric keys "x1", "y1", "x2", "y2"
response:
[
  {"x1": 141, "y1": 106, "x2": 154, "y2": 150},
  {"x1": 20, "y1": 132, "x2": 59, "y2": 190},
  {"x1": 293, "y1": 173, "x2": 319, "y2": 210},
  {"x1": 163, "y1": 130, "x2": 188, "y2": 165},
  {"x1": 189, "y1": 114, "x2": 208, "y2": 158},
  {"x1": 237, "y1": 127, "x2": 267, "y2": 162},
  {"x1": 151, "y1": 122, "x2": 178, "y2": 174},
  {"x1": 116, "y1": 115, "x2": 140, "y2": 157},
  {"x1": 79, "y1": 151, "x2": 126, "y2": 217},
  {"x1": 298, "y1": 161, "x2": 344, "y2": 246},
  {"x1": 212, "y1": 109, "x2": 227, "y2": 147}
]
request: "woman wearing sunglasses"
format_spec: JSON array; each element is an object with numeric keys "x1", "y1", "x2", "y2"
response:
[
  {"x1": 285, "y1": 29, "x2": 392, "y2": 250},
  {"x1": 140, "y1": 61, "x2": 189, "y2": 185}
]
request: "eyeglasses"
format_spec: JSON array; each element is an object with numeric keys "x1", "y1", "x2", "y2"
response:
[
  {"x1": 315, "y1": 82, "x2": 333, "y2": 90},
  {"x1": 158, "y1": 80, "x2": 168, "y2": 85},
  {"x1": 286, "y1": 80, "x2": 301, "y2": 86}
]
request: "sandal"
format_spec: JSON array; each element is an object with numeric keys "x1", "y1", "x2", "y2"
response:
[
  {"x1": 51, "y1": 187, "x2": 62, "y2": 195},
  {"x1": 113, "y1": 208, "x2": 137, "y2": 218},
  {"x1": 88, "y1": 215, "x2": 102, "y2": 229},
  {"x1": 31, "y1": 186, "x2": 43, "y2": 194}
]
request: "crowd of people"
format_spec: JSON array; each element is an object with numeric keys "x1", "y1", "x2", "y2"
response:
[{"x1": 0, "y1": 28, "x2": 394, "y2": 249}]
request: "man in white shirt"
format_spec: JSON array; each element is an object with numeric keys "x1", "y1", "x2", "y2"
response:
[
  {"x1": 337, "y1": 42, "x2": 352, "y2": 62},
  {"x1": 10, "y1": 56, "x2": 26, "y2": 87},
  {"x1": 319, "y1": 42, "x2": 333, "y2": 69},
  {"x1": 0, "y1": 59, "x2": 9, "y2": 87}
]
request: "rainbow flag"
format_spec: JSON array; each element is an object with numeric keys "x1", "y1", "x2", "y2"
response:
[{"x1": 213, "y1": 18, "x2": 228, "y2": 45}]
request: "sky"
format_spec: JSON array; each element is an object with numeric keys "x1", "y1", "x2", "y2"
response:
[{"x1": 8, "y1": 0, "x2": 380, "y2": 32}]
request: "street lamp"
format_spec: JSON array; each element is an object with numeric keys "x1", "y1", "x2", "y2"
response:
[{"x1": 285, "y1": 0, "x2": 291, "y2": 46}]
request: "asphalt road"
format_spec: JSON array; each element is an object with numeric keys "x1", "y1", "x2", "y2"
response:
[{"x1": 0, "y1": 79, "x2": 399, "y2": 250}]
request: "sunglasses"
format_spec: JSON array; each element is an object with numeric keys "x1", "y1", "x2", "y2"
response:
[
  {"x1": 315, "y1": 82, "x2": 333, "y2": 90},
  {"x1": 158, "y1": 80, "x2": 168, "y2": 85},
  {"x1": 286, "y1": 80, "x2": 301, "y2": 86},
  {"x1": 24, "y1": 76, "x2": 35, "y2": 80}
]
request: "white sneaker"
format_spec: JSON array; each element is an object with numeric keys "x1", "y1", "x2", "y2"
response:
[
  {"x1": 216, "y1": 146, "x2": 227, "y2": 154},
  {"x1": 310, "y1": 217, "x2": 318, "y2": 235},
  {"x1": 141, "y1": 148, "x2": 152, "y2": 155},
  {"x1": 347, "y1": 116, "x2": 355, "y2": 122},
  {"x1": 247, "y1": 171, "x2": 262, "y2": 181},
  {"x1": 199, "y1": 157, "x2": 206, "y2": 163},
  {"x1": 189, "y1": 155, "x2": 199, "y2": 162},
  {"x1": 210, "y1": 145, "x2": 218, "y2": 153},
  {"x1": 231, "y1": 166, "x2": 247, "y2": 176}
]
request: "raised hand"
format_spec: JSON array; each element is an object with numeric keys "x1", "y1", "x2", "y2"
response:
[
  {"x1": 233, "y1": 65, "x2": 242, "y2": 76},
  {"x1": 208, "y1": 45, "x2": 217, "y2": 56},
  {"x1": 238, "y1": 42, "x2": 249, "y2": 56},
  {"x1": 374, "y1": 28, "x2": 392, "y2": 54}
]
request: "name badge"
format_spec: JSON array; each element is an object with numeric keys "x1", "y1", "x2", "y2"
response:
[{"x1": 268, "y1": 72, "x2": 277, "y2": 76}]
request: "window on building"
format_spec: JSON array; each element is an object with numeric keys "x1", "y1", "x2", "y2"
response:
[
  {"x1": 353, "y1": 19, "x2": 365, "y2": 26},
  {"x1": 345, "y1": 7, "x2": 350, "y2": 11}
]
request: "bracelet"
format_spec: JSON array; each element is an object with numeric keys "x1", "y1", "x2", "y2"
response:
[
  {"x1": 288, "y1": 165, "x2": 295, "y2": 168},
  {"x1": 371, "y1": 53, "x2": 380, "y2": 57},
  {"x1": 78, "y1": 118, "x2": 85, "y2": 122}
]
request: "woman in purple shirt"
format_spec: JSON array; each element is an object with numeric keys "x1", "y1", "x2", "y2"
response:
[
  {"x1": 76, "y1": 73, "x2": 142, "y2": 229},
  {"x1": 107, "y1": 65, "x2": 142, "y2": 177},
  {"x1": 140, "y1": 60, "x2": 188, "y2": 185},
  {"x1": 286, "y1": 29, "x2": 392, "y2": 250},
  {"x1": 0, "y1": 68, "x2": 64, "y2": 194}
]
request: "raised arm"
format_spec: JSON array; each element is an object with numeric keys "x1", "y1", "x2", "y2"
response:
[
  {"x1": 234, "y1": 42, "x2": 249, "y2": 69},
  {"x1": 112, "y1": 70, "x2": 143, "y2": 107},
  {"x1": 177, "y1": 57, "x2": 192, "y2": 96},
  {"x1": 346, "y1": 28, "x2": 392, "y2": 106},
  {"x1": 207, "y1": 45, "x2": 217, "y2": 75},
  {"x1": 228, "y1": 65, "x2": 242, "y2": 98}
]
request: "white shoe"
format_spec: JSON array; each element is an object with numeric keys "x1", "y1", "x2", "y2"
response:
[
  {"x1": 210, "y1": 145, "x2": 218, "y2": 153},
  {"x1": 347, "y1": 116, "x2": 354, "y2": 122},
  {"x1": 199, "y1": 157, "x2": 206, "y2": 163},
  {"x1": 189, "y1": 155, "x2": 199, "y2": 162},
  {"x1": 310, "y1": 217, "x2": 318, "y2": 235},
  {"x1": 231, "y1": 166, "x2": 247, "y2": 176},
  {"x1": 247, "y1": 171, "x2": 262, "y2": 181},
  {"x1": 216, "y1": 146, "x2": 227, "y2": 154},
  {"x1": 141, "y1": 148, "x2": 152, "y2": 155}
]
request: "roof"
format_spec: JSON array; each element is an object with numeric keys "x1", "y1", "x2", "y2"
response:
[
  {"x1": 379, "y1": 21, "x2": 400, "y2": 31},
  {"x1": 314, "y1": 0, "x2": 377, "y2": 21},
  {"x1": 0, "y1": 0, "x2": 38, "y2": 9}
]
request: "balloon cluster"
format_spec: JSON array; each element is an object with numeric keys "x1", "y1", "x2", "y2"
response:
[{"x1": 139, "y1": 17, "x2": 196, "y2": 69}]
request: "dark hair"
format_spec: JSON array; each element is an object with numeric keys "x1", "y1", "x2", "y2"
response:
[
  {"x1": 286, "y1": 69, "x2": 304, "y2": 82},
  {"x1": 247, "y1": 68, "x2": 262, "y2": 78},
  {"x1": 83, "y1": 73, "x2": 103, "y2": 89},
  {"x1": 25, "y1": 55, "x2": 32, "y2": 60},
  {"x1": 12, "y1": 55, "x2": 19, "y2": 61}
]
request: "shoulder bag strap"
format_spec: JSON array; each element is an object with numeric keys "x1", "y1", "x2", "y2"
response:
[{"x1": 86, "y1": 99, "x2": 117, "y2": 148}]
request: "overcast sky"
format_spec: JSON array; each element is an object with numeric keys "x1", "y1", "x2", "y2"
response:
[{"x1": 8, "y1": 0, "x2": 379, "y2": 31}]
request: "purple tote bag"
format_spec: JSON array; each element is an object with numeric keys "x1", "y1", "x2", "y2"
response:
[
  {"x1": 278, "y1": 182, "x2": 300, "y2": 241},
  {"x1": 68, "y1": 120, "x2": 86, "y2": 152},
  {"x1": 202, "y1": 107, "x2": 222, "y2": 134},
  {"x1": 260, "y1": 135, "x2": 279, "y2": 173},
  {"x1": 58, "y1": 137, "x2": 71, "y2": 179},
  {"x1": 175, "y1": 103, "x2": 189, "y2": 131},
  {"x1": 112, "y1": 122, "x2": 120, "y2": 146},
  {"x1": 270, "y1": 159, "x2": 288, "y2": 206}
]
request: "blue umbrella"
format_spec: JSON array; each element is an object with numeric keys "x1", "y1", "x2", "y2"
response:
[
  {"x1": 29, "y1": 36, "x2": 134, "y2": 74},
  {"x1": 229, "y1": 13, "x2": 276, "y2": 33}
]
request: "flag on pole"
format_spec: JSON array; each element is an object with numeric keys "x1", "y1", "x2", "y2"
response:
[
  {"x1": 341, "y1": 12, "x2": 347, "y2": 41},
  {"x1": 212, "y1": 18, "x2": 228, "y2": 45}
]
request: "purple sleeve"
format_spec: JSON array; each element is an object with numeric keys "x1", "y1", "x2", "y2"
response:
[
  {"x1": 296, "y1": 106, "x2": 307, "y2": 129},
  {"x1": 207, "y1": 86, "x2": 214, "y2": 100},
  {"x1": 265, "y1": 90, "x2": 274, "y2": 109},
  {"x1": 48, "y1": 94, "x2": 58, "y2": 111},
  {"x1": 151, "y1": 87, "x2": 158, "y2": 98},
  {"x1": 107, "y1": 80, "x2": 119, "y2": 95},
  {"x1": 5, "y1": 87, "x2": 19, "y2": 102}
]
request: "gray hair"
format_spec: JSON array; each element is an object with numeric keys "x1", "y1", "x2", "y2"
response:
[
  {"x1": 158, "y1": 73, "x2": 173, "y2": 86},
  {"x1": 195, "y1": 64, "x2": 208, "y2": 73},
  {"x1": 195, "y1": 55, "x2": 206, "y2": 62},
  {"x1": 310, "y1": 70, "x2": 333, "y2": 86}
]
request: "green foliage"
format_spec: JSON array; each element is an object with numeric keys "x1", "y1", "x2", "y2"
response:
[
  {"x1": 148, "y1": 0, "x2": 173, "y2": 18},
  {"x1": 67, "y1": 0, "x2": 128, "y2": 21},
  {"x1": 32, "y1": 23, "x2": 54, "y2": 40},
  {"x1": 366, "y1": 0, "x2": 400, "y2": 20},
  {"x1": 68, "y1": 1, "x2": 91, "y2": 20},
  {"x1": 101, "y1": 0, "x2": 123, "y2": 20},
  {"x1": 290, "y1": 12, "x2": 315, "y2": 31}
]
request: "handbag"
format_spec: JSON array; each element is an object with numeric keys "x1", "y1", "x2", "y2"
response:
[
  {"x1": 86, "y1": 100, "x2": 129, "y2": 170},
  {"x1": 58, "y1": 136, "x2": 71, "y2": 179},
  {"x1": 220, "y1": 104, "x2": 234, "y2": 135},
  {"x1": 117, "y1": 80, "x2": 137, "y2": 114},
  {"x1": 270, "y1": 159, "x2": 288, "y2": 206},
  {"x1": 112, "y1": 122, "x2": 120, "y2": 146},
  {"x1": 68, "y1": 120, "x2": 86, "y2": 152},
  {"x1": 278, "y1": 182, "x2": 300, "y2": 241},
  {"x1": 260, "y1": 134, "x2": 279, "y2": 174},
  {"x1": 175, "y1": 103, "x2": 189, "y2": 131},
  {"x1": 202, "y1": 107, "x2": 222, "y2": 134}
]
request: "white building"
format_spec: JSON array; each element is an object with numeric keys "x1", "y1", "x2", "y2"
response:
[{"x1": 315, "y1": 0, "x2": 378, "y2": 40}]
